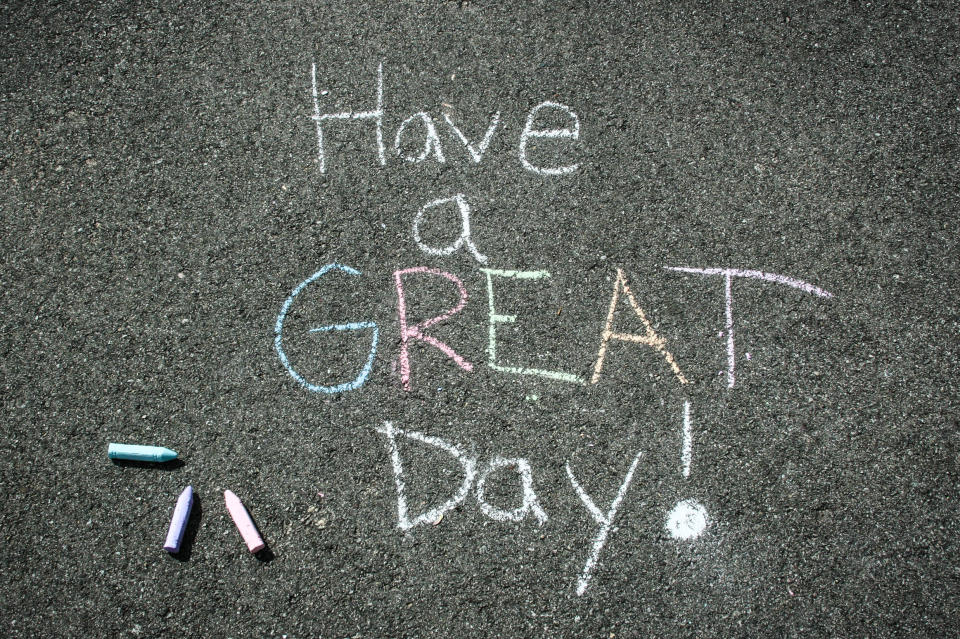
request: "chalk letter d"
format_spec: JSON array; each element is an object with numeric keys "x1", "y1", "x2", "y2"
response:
[{"x1": 377, "y1": 422, "x2": 477, "y2": 531}]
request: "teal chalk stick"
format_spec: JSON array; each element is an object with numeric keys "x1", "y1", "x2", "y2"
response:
[{"x1": 108, "y1": 443, "x2": 178, "y2": 463}]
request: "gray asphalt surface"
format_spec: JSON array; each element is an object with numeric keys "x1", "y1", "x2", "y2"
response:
[{"x1": 1, "y1": 1, "x2": 958, "y2": 637}]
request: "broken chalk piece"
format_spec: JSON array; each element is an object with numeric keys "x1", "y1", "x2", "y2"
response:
[
  {"x1": 108, "y1": 443, "x2": 178, "y2": 463},
  {"x1": 163, "y1": 486, "x2": 194, "y2": 553},
  {"x1": 224, "y1": 490, "x2": 265, "y2": 553}
]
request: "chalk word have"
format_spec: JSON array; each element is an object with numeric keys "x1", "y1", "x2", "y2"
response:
[
  {"x1": 310, "y1": 62, "x2": 581, "y2": 175},
  {"x1": 378, "y1": 421, "x2": 642, "y2": 595}
]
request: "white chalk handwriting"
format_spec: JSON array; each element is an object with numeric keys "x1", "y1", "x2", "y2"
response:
[{"x1": 310, "y1": 62, "x2": 582, "y2": 175}]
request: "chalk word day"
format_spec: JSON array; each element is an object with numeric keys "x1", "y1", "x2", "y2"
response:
[
  {"x1": 378, "y1": 420, "x2": 648, "y2": 596},
  {"x1": 374, "y1": 386, "x2": 710, "y2": 594},
  {"x1": 310, "y1": 62, "x2": 581, "y2": 175}
]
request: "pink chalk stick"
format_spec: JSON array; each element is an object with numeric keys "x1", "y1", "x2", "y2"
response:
[{"x1": 224, "y1": 490, "x2": 265, "y2": 553}]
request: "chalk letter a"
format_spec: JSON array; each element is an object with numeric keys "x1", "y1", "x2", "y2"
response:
[
  {"x1": 395, "y1": 112, "x2": 446, "y2": 163},
  {"x1": 475, "y1": 457, "x2": 548, "y2": 525},
  {"x1": 591, "y1": 268, "x2": 687, "y2": 385},
  {"x1": 413, "y1": 194, "x2": 488, "y2": 264}
]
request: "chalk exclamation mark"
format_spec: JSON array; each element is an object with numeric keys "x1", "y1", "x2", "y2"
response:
[
  {"x1": 665, "y1": 400, "x2": 709, "y2": 540},
  {"x1": 680, "y1": 399, "x2": 693, "y2": 479}
]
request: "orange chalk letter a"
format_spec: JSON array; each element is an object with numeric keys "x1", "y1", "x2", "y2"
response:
[{"x1": 591, "y1": 268, "x2": 688, "y2": 385}]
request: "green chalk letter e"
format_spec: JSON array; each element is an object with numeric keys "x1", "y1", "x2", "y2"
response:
[{"x1": 480, "y1": 268, "x2": 585, "y2": 385}]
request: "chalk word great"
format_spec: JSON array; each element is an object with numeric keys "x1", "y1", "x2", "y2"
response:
[
  {"x1": 310, "y1": 62, "x2": 581, "y2": 175},
  {"x1": 274, "y1": 264, "x2": 832, "y2": 393},
  {"x1": 377, "y1": 421, "x2": 643, "y2": 596}
]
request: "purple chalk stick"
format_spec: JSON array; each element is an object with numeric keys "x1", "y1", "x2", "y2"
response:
[{"x1": 163, "y1": 486, "x2": 194, "y2": 553}]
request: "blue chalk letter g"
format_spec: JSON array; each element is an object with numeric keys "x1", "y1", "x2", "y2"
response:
[{"x1": 275, "y1": 263, "x2": 379, "y2": 393}]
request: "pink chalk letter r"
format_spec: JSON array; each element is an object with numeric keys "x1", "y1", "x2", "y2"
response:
[{"x1": 394, "y1": 267, "x2": 474, "y2": 391}]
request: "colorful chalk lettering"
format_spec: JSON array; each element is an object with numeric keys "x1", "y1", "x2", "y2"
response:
[
  {"x1": 480, "y1": 268, "x2": 585, "y2": 385},
  {"x1": 591, "y1": 268, "x2": 688, "y2": 385},
  {"x1": 275, "y1": 264, "x2": 379, "y2": 394},
  {"x1": 394, "y1": 267, "x2": 474, "y2": 391},
  {"x1": 287, "y1": 60, "x2": 841, "y2": 597}
]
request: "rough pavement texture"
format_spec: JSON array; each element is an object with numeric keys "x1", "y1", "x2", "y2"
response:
[{"x1": 1, "y1": 1, "x2": 958, "y2": 637}]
